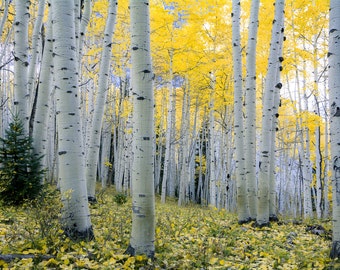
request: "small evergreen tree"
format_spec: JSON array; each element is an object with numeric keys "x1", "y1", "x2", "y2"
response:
[{"x1": 0, "y1": 115, "x2": 44, "y2": 206}]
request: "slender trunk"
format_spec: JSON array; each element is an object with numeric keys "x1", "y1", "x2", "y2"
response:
[
  {"x1": 244, "y1": 0, "x2": 260, "y2": 221},
  {"x1": 100, "y1": 117, "x2": 112, "y2": 187},
  {"x1": 0, "y1": 0, "x2": 10, "y2": 39},
  {"x1": 86, "y1": 0, "x2": 118, "y2": 202},
  {"x1": 161, "y1": 49, "x2": 176, "y2": 203},
  {"x1": 28, "y1": 0, "x2": 45, "y2": 121},
  {"x1": 52, "y1": 0, "x2": 94, "y2": 240},
  {"x1": 32, "y1": 2, "x2": 52, "y2": 172},
  {"x1": 329, "y1": 0, "x2": 340, "y2": 257},
  {"x1": 208, "y1": 73, "x2": 217, "y2": 207},
  {"x1": 324, "y1": 118, "x2": 330, "y2": 217},
  {"x1": 232, "y1": 0, "x2": 249, "y2": 223},
  {"x1": 127, "y1": 0, "x2": 155, "y2": 258},
  {"x1": 256, "y1": 0, "x2": 285, "y2": 227},
  {"x1": 13, "y1": 0, "x2": 30, "y2": 131}
]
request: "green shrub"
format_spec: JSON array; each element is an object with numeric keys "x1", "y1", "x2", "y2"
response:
[
  {"x1": 0, "y1": 115, "x2": 44, "y2": 206},
  {"x1": 114, "y1": 192, "x2": 128, "y2": 205}
]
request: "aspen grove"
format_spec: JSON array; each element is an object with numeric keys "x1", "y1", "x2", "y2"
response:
[{"x1": 0, "y1": 0, "x2": 339, "y2": 266}]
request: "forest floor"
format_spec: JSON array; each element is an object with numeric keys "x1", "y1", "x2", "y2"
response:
[{"x1": 0, "y1": 186, "x2": 338, "y2": 269}]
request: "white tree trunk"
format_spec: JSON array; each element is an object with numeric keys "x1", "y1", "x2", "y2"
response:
[
  {"x1": 244, "y1": 0, "x2": 260, "y2": 221},
  {"x1": 178, "y1": 83, "x2": 190, "y2": 206},
  {"x1": 0, "y1": 0, "x2": 10, "y2": 39},
  {"x1": 329, "y1": 0, "x2": 340, "y2": 258},
  {"x1": 256, "y1": 0, "x2": 285, "y2": 227},
  {"x1": 232, "y1": 0, "x2": 249, "y2": 223},
  {"x1": 324, "y1": 118, "x2": 330, "y2": 217},
  {"x1": 27, "y1": 0, "x2": 45, "y2": 115},
  {"x1": 32, "y1": 2, "x2": 53, "y2": 171},
  {"x1": 52, "y1": 0, "x2": 94, "y2": 240},
  {"x1": 100, "y1": 117, "x2": 112, "y2": 187},
  {"x1": 127, "y1": 0, "x2": 155, "y2": 258},
  {"x1": 13, "y1": 0, "x2": 30, "y2": 131},
  {"x1": 208, "y1": 73, "x2": 217, "y2": 207},
  {"x1": 302, "y1": 128, "x2": 313, "y2": 218},
  {"x1": 161, "y1": 49, "x2": 176, "y2": 203},
  {"x1": 78, "y1": 0, "x2": 92, "y2": 66},
  {"x1": 86, "y1": 0, "x2": 117, "y2": 202}
]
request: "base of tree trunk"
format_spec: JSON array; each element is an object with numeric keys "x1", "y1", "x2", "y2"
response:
[
  {"x1": 330, "y1": 241, "x2": 340, "y2": 259},
  {"x1": 88, "y1": 196, "x2": 97, "y2": 204},
  {"x1": 63, "y1": 226, "x2": 95, "y2": 241},
  {"x1": 269, "y1": 214, "x2": 279, "y2": 222},
  {"x1": 125, "y1": 244, "x2": 135, "y2": 256},
  {"x1": 125, "y1": 244, "x2": 155, "y2": 259},
  {"x1": 253, "y1": 221, "x2": 271, "y2": 228},
  {"x1": 238, "y1": 218, "x2": 252, "y2": 225}
]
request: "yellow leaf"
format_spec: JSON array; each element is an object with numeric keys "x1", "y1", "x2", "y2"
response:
[
  {"x1": 209, "y1": 257, "x2": 218, "y2": 265},
  {"x1": 136, "y1": 255, "x2": 146, "y2": 261}
]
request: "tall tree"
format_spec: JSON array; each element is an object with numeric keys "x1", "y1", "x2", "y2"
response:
[
  {"x1": 86, "y1": 0, "x2": 118, "y2": 202},
  {"x1": 244, "y1": 0, "x2": 260, "y2": 221},
  {"x1": 0, "y1": 0, "x2": 10, "y2": 41},
  {"x1": 256, "y1": 0, "x2": 285, "y2": 227},
  {"x1": 126, "y1": 0, "x2": 155, "y2": 257},
  {"x1": 13, "y1": 0, "x2": 30, "y2": 131},
  {"x1": 52, "y1": 0, "x2": 94, "y2": 240},
  {"x1": 27, "y1": 0, "x2": 46, "y2": 120},
  {"x1": 329, "y1": 0, "x2": 340, "y2": 259},
  {"x1": 32, "y1": 1, "x2": 53, "y2": 172},
  {"x1": 232, "y1": 0, "x2": 249, "y2": 223}
]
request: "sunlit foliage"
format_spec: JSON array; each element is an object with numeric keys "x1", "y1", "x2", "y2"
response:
[{"x1": 0, "y1": 187, "x2": 334, "y2": 269}]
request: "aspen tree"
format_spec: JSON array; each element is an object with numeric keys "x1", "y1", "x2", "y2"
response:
[
  {"x1": 126, "y1": 0, "x2": 155, "y2": 257},
  {"x1": 268, "y1": 17, "x2": 284, "y2": 221},
  {"x1": 244, "y1": 0, "x2": 260, "y2": 221},
  {"x1": 256, "y1": 0, "x2": 285, "y2": 227},
  {"x1": 32, "y1": 2, "x2": 53, "y2": 171},
  {"x1": 232, "y1": 0, "x2": 249, "y2": 223},
  {"x1": 178, "y1": 85, "x2": 190, "y2": 206},
  {"x1": 27, "y1": 0, "x2": 45, "y2": 118},
  {"x1": 13, "y1": 0, "x2": 30, "y2": 131},
  {"x1": 208, "y1": 72, "x2": 217, "y2": 207},
  {"x1": 0, "y1": 0, "x2": 10, "y2": 41},
  {"x1": 324, "y1": 118, "x2": 330, "y2": 218},
  {"x1": 161, "y1": 49, "x2": 176, "y2": 203},
  {"x1": 86, "y1": 0, "x2": 118, "y2": 202},
  {"x1": 329, "y1": 0, "x2": 340, "y2": 259},
  {"x1": 52, "y1": 0, "x2": 94, "y2": 240}
]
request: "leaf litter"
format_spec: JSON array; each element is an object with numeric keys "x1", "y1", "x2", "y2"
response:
[{"x1": 0, "y1": 187, "x2": 336, "y2": 269}]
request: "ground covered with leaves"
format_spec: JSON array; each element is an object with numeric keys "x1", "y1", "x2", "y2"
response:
[{"x1": 0, "y1": 187, "x2": 338, "y2": 269}]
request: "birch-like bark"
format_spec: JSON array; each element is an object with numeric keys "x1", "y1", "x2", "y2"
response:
[
  {"x1": 244, "y1": 0, "x2": 260, "y2": 221},
  {"x1": 329, "y1": 0, "x2": 340, "y2": 258},
  {"x1": 256, "y1": 0, "x2": 285, "y2": 227},
  {"x1": 208, "y1": 73, "x2": 217, "y2": 207},
  {"x1": 13, "y1": 0, "x2": 30, "y2": 132},
  {"x1": 315, "y1": 124, "x2": 322, "y2": 218},
  {"x1": 324, "y1": 118, "x2": 330, "y2": 217},
  {"x1": 269, "y1": 18, "x2": 284, "y2": 221},
  {"x1": 27, "y1": 0, "x2": 45, "y2": 117},
  {"x1": 161, "y1": 49, "x2": 176, "y2": 203},
  {"x1": 178, "y1": 83, "x2": 190, "y2": 206},
  {"x1": 302, "y1": 130, "x2": 313, "y2": 218},
  {"x1": 0, "y1": 0, "x2": 10, "y2": 39},
  {"x1": 126, "y1": 0, "x2": 155, "y2": 258},
  {"x1": 100, "y1": 117, "x2": 112, "y2": 187},
  {"x1": 52, "y1": 0, "x2": 94, "y2": 240},
  {"x1": 86, "y1": 0, "x2": 117, "y2": 202},
  {"x1": 232, "y1": 0, "x2": 249, "y2": 223},
  {"x1": 32, "y1": 2, "x2": 53, "y2": 171},
  {"x1": 78, "y1": 0, "x2": 91, "y2": 66}
]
